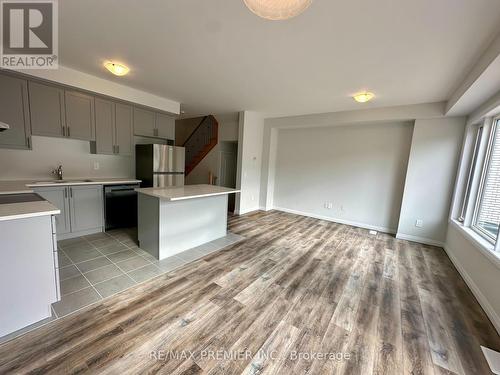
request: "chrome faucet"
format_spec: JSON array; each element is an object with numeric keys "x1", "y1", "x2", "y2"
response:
[{"x1": 51, "y1": 165, "x2": 64, "y2": 180}]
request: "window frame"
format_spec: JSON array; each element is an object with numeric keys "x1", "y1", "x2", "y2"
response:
[
  {"x1": 469, "y1": 118, "x2": 500, "y2": 246},
  {"x1": 458, "y1": 125, "x2": 483, "y2": 222}
]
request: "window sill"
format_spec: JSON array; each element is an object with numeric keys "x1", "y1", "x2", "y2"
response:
[{"x1": 449, "y1": 219, "x2": 500, "y2": 270}]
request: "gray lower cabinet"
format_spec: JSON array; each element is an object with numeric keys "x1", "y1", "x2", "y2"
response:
[
  {"x1": 29, "y1": 81, "x2": 66, "y2": 138},
  {"x1": 35, "y1": 186, "x2": 71, "y2": 235},
  {"x1": 65, "y1": 90, "x2": 95, "y2": 141},
  {"x1": 0, "y1": 215, "x2": 59, "y2": 337},
  {"x1": 94, "y1": 99, "x2": 132, "y2": 156},
  {"x1": 69, "y1": 185, "x2": 103, "y2": 233},
  {"x1": 155, "y1": 113, "x2": 175, "y2": 140},
  {"x1": 34, "y1": 185, "x2": 103, "y2": 238},
  {"x1": 0, "y1": 74, "x2": 31, "y2": 149}
]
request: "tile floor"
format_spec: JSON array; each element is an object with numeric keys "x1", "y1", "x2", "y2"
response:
[{"x1": 52, "y1": 228, "x2": 244, "y2": 318}]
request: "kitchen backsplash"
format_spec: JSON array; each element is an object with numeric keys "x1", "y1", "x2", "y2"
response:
[{"x1": 0, "y1": 135, "x2": 166, "y2": 180}]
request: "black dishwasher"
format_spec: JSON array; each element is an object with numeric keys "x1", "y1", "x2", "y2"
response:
[{"x1": 104, "y1": 184, "x2": 140, "y2": 230}]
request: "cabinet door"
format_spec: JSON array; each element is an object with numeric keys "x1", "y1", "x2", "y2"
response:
[
  {"x1": 115, "y1": 103, "x2": 133, "y2": 155},
  {"x1": 133, "y1": 107, "x2": 155, "y2": 137},
  {"x1": 34, "y1": 187, "x2": 71, "y2": 235},
  {"x1": 65, "y1": 91, "x2": 95, "y2": 141},
  {"x1": 94, "y1": 98, "x2": 115, "y2": 155},
  {"x1": 69, "y1": 185, "x2": 103, "y2": 233},
  {"x1": 29, "y1": 81, "x2": 65, "y2": 138},
  {"x1": 155, "y1": 113, "x2": 175, "y2": 140},
  {"x1": 0, "y1": 74, "x2": 31, "y2": 149}
]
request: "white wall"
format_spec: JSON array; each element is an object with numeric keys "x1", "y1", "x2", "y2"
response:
[
  {"x1": 0, "y1": 136, "x2": 133, "y2": 180},
  {"x1": 397, "y1": 117, "x2": 466, "y2": 245},
  {"x1": 273, "y1": 121, "x2": 413, "y2": 232},
  {"x1": 444, "y1": 94, "x2": 500, "y2": 334},
  {"x1": 0, "y1": 135, "x2": 169, "y2": 181},
  {"x1": 235, "y1": 111, "x2": 265, "y2": 214},
  {"x1": 445, "y1": 224, "x2": 500, "y2": 332}
]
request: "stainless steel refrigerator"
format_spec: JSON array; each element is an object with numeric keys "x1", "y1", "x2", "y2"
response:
[{"x1": 136, "y1": 144, "x2": 185, "y2": 187}]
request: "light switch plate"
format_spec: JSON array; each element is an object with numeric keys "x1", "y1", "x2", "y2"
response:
[{"x1": 415, "y1": 219, "x2": 424, "y2": 228}]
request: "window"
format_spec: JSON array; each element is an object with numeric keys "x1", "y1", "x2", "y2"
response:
[
  {"x1": 472, "y1": 121, "x2": 500, "y2": 244},
  {"x1": 458, "y1": 118, "x2": 500, "y2": 250}
]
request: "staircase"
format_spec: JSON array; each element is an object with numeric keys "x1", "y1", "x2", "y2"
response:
[{"x1": 184, "y1": 115, "x2": 219, "y2": 175}]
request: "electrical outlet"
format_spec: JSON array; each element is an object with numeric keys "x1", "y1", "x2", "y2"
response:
[
  {"x1": 415, "y1": 219, "x2": 424, "y2": 228},
  {"x1": 369, "y1": 230, "x2": 378, "y2": 235},
  {"x1": 93, "y1": 161, "x2": 100, "y2": 170},
  {"x1": 328, "y1": 202, "x2": 333, "y2": 209}
]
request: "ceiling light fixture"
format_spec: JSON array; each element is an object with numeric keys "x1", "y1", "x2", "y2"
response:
[
  {"x1": 104, "y1": 61, "x2": 130, "y2": 76},
  {"x1": 353, "y1": 92, "x2": 375, "y2": 103},
  {"x1": 243, "y1": 0, "x2": 312, "y2": 20}
]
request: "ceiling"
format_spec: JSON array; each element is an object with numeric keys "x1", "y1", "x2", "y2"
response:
[{"x1": 59, "y1": 0, "x2": 500, "y2": 117}]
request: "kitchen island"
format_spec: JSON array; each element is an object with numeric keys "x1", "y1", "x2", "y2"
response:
[{"x1": 136, "y1": 184, "x2": 239, "y2": 260}]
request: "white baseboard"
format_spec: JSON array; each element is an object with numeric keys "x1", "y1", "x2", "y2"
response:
[
  {"x1": 236, "y1": 207, "x2": 264, "y2": 215},
  {"x1": 272, "y1": 206, "x2": 397, "y2": 234},
  {"x1": 396, "y1": 233, "x2": 445, "y2": 247},
  {"x1": 444, "y1": 245, "x2": 500, "y2": 335}
]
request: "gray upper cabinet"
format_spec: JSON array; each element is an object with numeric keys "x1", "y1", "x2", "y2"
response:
[
  {"x1": 65, "y1": 91, "x2": 95, "y2": 141},
  {"x1": 94, "y1": 98, "x2": 115, "y2": 155},
  {"x1": 134, "y1": 107, "x2": 156, "y2": 137},
  {"x1": 69, "y1": 185, "x2": 103, "y2": 233},
  {"x1": 2, "y1": 72, "x2": 174, "y2": 151},
  {"x1": 34, "y1": 186, "x2": 71, "y2": 235},
  {"x1": 94, "y1": 99, "x2": 132, "y2": 156},
  {"x1": 155, "y1": 113, "x2": 175, "y2": 140},
  {"x1": 0, "y1": 74, "x2": 31, "y2": 149},
  {"x1": 29, "y1": 81, "x2": 65, "y2": 138},
  {"x1": 115, "y1": 103, "x2": 133, "y2": 155}
]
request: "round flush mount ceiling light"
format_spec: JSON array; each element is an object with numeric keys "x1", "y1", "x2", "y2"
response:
[
  {"x1": 243, "y1": 0, "x2": 312, "y2": 20},
  {"x1": 104, "y1": 61, "x2": 130, "y2": 76},
  {"x1": 353, "y1": 92, "x2": 375, "y2": 103}
]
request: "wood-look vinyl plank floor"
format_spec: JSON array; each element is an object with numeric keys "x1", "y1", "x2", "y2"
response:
[{"x1": 0, "y1": 210, "x2": 499, "y2": 374}]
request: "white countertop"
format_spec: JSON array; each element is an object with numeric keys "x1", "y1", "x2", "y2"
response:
[
  {"x1": 0, "y1": 201, "x2": 60, "y2": 222},
  {"x1": 0, "y1": 178, "x2": 140, "y2": 221},
  {"x1": 0, "y1": 178, "x2": 141, "y2": 194},
  {"x1": 136, "y1": 184, "x2": 240, "y2": 201},
  {"x1": 25, "y1": 178, "x2": 141, "y2": 188}
]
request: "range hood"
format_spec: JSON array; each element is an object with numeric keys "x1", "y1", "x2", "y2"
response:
[{"x1": 0, "y1": 122, "x2": 9, "y2": 132}]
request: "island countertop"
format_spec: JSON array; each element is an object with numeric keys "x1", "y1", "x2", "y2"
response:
[{"x1": 135, "y1": 184, "x2": 240, "y2": 201}]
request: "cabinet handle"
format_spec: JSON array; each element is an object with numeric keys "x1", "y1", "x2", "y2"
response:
[
  {"x1": 26, "y1": 136, "x2": 31, "y2": 148},
  {"x1": 69, "y1": 187, "x2": 73, "y2": 198},
  {"x1": 62, "y1": 126, "x2": 66, "y2": 137},
  {"x1": 67, "y1": 126, "x2": 71, "y2": 137},
  {"x1": 64, "y1": 187, "x2": 67, "y2": 198},
  {"x1": 116, "y1": 145, "x2": 119, "y2": 154}
]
